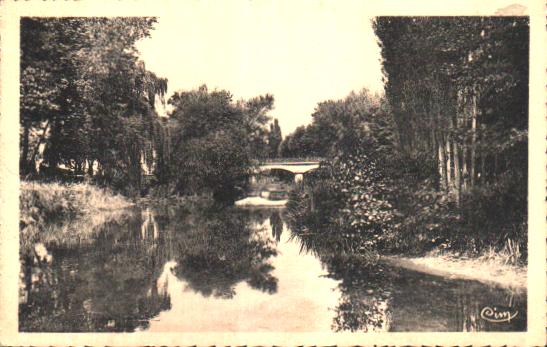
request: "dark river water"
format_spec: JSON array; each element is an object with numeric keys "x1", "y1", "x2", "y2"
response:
[{"x1": 19, "y1": 205, "x2": 526, "y2": 332}]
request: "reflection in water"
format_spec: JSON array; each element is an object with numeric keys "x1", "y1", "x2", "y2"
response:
[
  {"x1": 19, "y1": 206, "x2": 278, "y2": 331},
  {"x1": 170, "y1": 208, "x2": 278, "y2": 299},
  {"x1": 270, "y1": 210, "x2": 283, "y2": 242},
  {"x1": 288, "y1": 227, "x2": 393, "y2": 332},
  {"x1": 289, "y1": 227, "x2": 526, "y2": 332},
  {"x1": 327, "y1": 256, "x2": 393, "y2": 332},
  {"x1": 141, "y1": 207, "x2": 159, "y2": 240},
  {"x1": 19, "y1": 216, "x2": 171, "y2": 332},
  {"x1": 20, "y1": 205, "x2": 526, "y2": 332}
]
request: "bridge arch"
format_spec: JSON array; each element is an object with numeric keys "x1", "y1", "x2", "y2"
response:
[{"x1": 253, "y1": 159, "x2": 322, "y2": 183}]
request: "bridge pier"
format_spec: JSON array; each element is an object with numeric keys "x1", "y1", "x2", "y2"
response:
[
  {"x1": 249, "y1": 174, "x2": 257, "y2": 185},
  {"x1": 294, "y1": 173, "x2": 303, "y2": 183}
]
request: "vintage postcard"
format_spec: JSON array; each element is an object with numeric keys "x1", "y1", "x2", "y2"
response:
[{"x1": 0, "y1": 0, "x2": 545, "y2": 346}]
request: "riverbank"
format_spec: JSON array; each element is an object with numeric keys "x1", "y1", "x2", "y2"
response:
[
  {"x1": 383, "y1": 252, "x2": 526, "y2": 292},
  {"x1": 20, "y1": 181, "x2": 133, "y2": 249},
  {"x1": 235, "y1": 196, "x2": 287, "y2": 207}
]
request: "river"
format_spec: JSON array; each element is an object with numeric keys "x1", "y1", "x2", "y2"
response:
[{"x1": 19, "y1": 204, "x2": 526, "y2": 332}]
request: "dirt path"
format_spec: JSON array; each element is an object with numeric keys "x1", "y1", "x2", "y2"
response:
[{"x1": 383, "y1": 255, "x2": 526, "y2": 293}]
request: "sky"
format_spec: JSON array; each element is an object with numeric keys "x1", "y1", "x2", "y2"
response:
[{"x1": 135, "y1": 2, "x2": 384, "y2": 135}]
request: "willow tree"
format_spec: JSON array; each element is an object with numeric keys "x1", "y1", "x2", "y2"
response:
[{"x1": 20, "y1": 17, "x2": 168, "y2": 194}]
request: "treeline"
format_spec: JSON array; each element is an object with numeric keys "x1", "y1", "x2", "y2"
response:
[
  {"x1": 374, "y1": 17, "x2": 528, "y2": 202},
  {"x1": 287, "y1": 17, "x2": 528, "y2": 262},
  {"x1": 374, "y1": 16, "x2": 528, "y2": 257},
  {"x1": 20, "y1": 18, "x2": 282, "y2": 201},
  {"x1": 279, "y1": 90, "x2": 388, "y2": 158}
]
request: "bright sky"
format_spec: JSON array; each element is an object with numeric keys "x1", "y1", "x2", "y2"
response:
[{"x1": 135, "y1": 1, "x2": 384, "y2": 135}]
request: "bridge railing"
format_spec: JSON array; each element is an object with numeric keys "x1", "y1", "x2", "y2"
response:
[{"x1": 258, "y1": 157, "x2": 325, "y2": 164}]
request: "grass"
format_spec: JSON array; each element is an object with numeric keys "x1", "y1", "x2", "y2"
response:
[
  {"x1": 383, "y1": 237, "x2": 527, "y2": 292},
  {"x1": 20, "y1": 181, "x2": 133, "y2": 250},
  {"x1": 21, "y1": 181, "x2": 131, "y2": 218},
  {"x1": 477, "y1": 239, "x2": 523, "y2": 266}
]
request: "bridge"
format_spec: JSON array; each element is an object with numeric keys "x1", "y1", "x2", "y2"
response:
[{"x1": 254, "y1": 158, "x2": 323, "y2": 183}]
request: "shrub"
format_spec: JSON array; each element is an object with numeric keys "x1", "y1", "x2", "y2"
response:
[{"x1": 20, "y1": 181, "x2": 132, "y2": 246}]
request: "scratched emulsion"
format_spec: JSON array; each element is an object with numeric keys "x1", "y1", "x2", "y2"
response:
[{"x1": 19, "y1": 207, "x2": 526, "y2": 332}]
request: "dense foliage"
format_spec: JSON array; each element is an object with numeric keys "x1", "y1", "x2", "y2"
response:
[
  {"x1": 20, "y1": 18, "x2": 168, "y2": 195},
  {"x1": 286, "y1": 91, "x2": 396, "y2": 254},
  {"x1": 287, "y1": 17, "x2": 528, "y2": 262},
  {"x1": 374, "y1": 17, "x2": 528, "y2": 258},
  {"x1": 164, "y1": 86, "x2": 276, "y2": 202}
]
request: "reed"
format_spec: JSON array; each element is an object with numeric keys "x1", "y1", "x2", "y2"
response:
[{"x1": 20, "y1": 181, "x2": 133, "y2": 248}]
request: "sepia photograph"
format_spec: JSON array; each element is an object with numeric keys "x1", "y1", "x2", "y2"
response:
[{"x1": 1, "y1": 0, "x2": 545, "y2": 346}]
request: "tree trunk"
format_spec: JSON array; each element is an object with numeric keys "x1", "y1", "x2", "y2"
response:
[
  {"x1": 445, "y1": 135, "x2": 453, "y2": 192},
  {"x1": 20, "y1": 120, "x2": 31, "y2": 175},
  {"x1": 32, "y1": 119, "x2": 51, "y2": 174},
  {"x1": 87, "y1": 159, "x2": 94, "y2": 176},
  {"x1": 453, "y1": 141, "x2": 461, "y2": 205},
  {"x1": 480, "y1": 152, "x2": 485, "y2": 183},
  {"x1": 462, "y1": 145, "x2": 468, "y2": 192},
  {"x1": 438, "y1": 134, "x2": 447, "y2": 190},
  {"x1": 470, "y1": 94, "x2": 477, "y2": 186}
]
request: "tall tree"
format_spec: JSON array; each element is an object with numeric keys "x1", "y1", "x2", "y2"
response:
[
  {"x1": 267, "y1": 119, "x2": 282, "y2": 158},
  {"x1": 374, "y1": 17, "x2": 528, "y2": 200},
  {"x1": 373, "y1": 16, "x2": 528, "y2": 254},
  {"x1": 167, "y1": 85, "x2": 275, "y2": 202}
]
